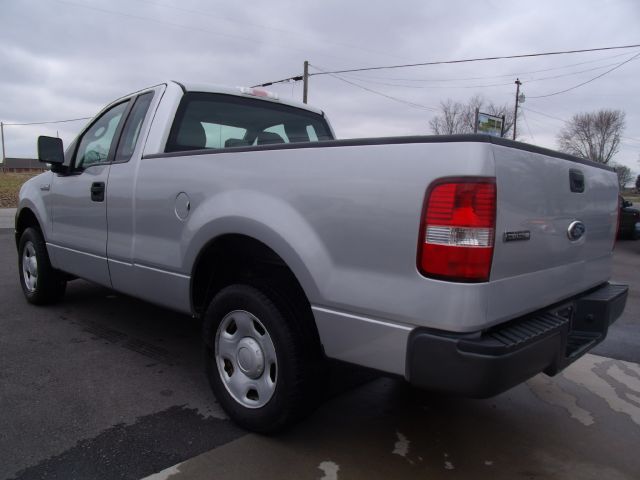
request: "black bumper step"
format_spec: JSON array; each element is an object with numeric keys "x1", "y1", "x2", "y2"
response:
[
  {"x1": 406, "y1": 282, "x2": 629, "y2": 398},
  {"x1": 458, "y1": 312, "x2": 570, "y2": 355}
]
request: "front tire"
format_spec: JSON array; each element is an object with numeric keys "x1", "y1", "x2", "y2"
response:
[
  {"x1": 203, "y1": 284, "x2": 319, "y2": 433},
  {"x1": 18, "y1": 227, "x2": 66, "y2": 305}
]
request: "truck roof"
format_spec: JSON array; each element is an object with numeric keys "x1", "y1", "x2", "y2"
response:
[{"x1": 172, "y1": 80, "x2": 325, "y2": 116}]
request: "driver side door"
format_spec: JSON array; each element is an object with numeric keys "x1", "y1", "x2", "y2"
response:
[{"x1": 48, "y1": 100, "x2": 130, "y2": 286}]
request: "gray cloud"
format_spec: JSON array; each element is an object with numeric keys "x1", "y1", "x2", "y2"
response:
[{"x1": 1, "y1": 0, "x2": 639, "y2": 173}]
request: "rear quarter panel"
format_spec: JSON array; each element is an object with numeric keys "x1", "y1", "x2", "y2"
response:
[{"x1": 134, "y1": 141, "x2": 496, "y2": 331}]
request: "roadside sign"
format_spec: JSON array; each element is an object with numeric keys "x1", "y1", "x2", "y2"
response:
[{"x1": 474, "y1": 109, "x2": 505, "y2": 137}]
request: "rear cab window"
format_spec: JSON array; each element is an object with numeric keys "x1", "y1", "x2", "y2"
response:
[{"x1": 165, "y1": 92, "x2": 333, "y2": 153}]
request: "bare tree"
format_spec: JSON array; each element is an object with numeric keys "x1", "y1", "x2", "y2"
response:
[
  {"x1": 429, "y1": 99, "x2": 469, "y2": 135},
  {"x1": 557, "y1": 110, "x2": 625, "y2": 164},
  {"x1": 611, "y1": 163, "x2": 633, "y2": 189},
  {"x1": 429, "y1": 95, "x2": 516, "y2": 138}
]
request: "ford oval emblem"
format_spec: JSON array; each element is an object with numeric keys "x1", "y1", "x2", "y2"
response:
[{"x1": 567, "y1": 221, "x2": 586, "y2": 241}]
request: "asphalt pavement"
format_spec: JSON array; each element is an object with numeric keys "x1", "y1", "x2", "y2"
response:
[
  {"x1": 0, "y1": 208, "x2": 16, "y2": 229},
  {"x1": 1, "y1": 223, "x2": 639, "y2": 480}
]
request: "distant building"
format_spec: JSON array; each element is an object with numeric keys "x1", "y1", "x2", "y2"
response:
[{"x1": 0, "y1": 158, "x2": 46, "y2": 173}]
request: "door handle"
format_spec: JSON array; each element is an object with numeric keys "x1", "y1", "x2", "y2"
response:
[{"x1": 91, "y1": 182, "x2": 105, "y2": 202}]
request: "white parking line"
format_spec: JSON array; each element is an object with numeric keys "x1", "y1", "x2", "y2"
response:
[{"x1": 140, "y1": 463, "x2": 183, "y2": 480}]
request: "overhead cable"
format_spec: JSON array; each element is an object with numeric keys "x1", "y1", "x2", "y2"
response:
[
  {"x1": 308, "y1": 44, "x2": 640, "y2": 77},
  {"x1": 528, "y1": 51, "x2": 640, "y2": 98},
  {"x1": 3, "y1": 117, "x2": 92, "y2": 127}
]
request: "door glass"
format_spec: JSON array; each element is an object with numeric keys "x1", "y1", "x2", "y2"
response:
[
  {"x1": 115, "y1": 92, "x2": 154, "y2": 162},
  {"x1": 75, "y1": 102, "x2": 128, "y2": 169}
]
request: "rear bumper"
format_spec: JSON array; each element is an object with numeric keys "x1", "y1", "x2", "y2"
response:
[{"x1": 405, "y1": 282, "x2": 628, "y2": 398}]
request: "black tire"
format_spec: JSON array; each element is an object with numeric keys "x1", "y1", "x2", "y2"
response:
[
  {"x1": 18, "y1": 227, "x2": 66, "y2": 305},
  {"x1": 203, "y1": 284, "x2": 321, "y2": 433}
]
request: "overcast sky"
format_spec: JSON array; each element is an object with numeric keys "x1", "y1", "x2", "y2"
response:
[{"x1": 1, "y1": 0, "x2": 639, "y2": 177}]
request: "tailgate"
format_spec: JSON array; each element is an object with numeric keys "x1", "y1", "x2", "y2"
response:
[{"x1": 488, "y1": 144, "x2": 619, "y2": 323}]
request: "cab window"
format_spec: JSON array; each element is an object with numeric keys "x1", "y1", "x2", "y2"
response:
[
  {"x1": 74, "y1": 102, "x2": 128, "y2": 169},
  {"x1": 115, "y1": 92, "x2": 154, "y2": 163},
  {"x1": 166, "y1": 92, "x2": 333, "y2": 153}
]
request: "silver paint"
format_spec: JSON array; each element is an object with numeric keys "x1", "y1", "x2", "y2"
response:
[{"x1": 16, "y1": 81, "x2": 620, "y2": 377}]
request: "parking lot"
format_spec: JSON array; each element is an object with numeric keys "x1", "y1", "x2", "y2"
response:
[{"x1": 1, "y1": 228, "x2": 639, "y2": 480}]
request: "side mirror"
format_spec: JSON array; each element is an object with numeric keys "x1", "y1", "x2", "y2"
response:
[
  {"x1": 38, "y1": 136, "x2": 65, "y2": 164},
  {"x1": 623, "y1": 200, "x2": 632, "y2": 208}
]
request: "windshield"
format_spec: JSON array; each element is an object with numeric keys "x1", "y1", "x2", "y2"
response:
[{"x1": 165, "y1": 92, "x2": 333, "y2": 153}]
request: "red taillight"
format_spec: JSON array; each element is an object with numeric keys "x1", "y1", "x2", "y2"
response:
[{"x1": 418, "y1": 179, "x2": 496, "y2": 282}]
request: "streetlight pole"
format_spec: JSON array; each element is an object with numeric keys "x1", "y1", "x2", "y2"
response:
[{"x1": 513, "y1": 78, "x2": 522, "y2": 140}]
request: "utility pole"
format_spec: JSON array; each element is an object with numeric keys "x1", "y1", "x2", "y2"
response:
[
  {"x1": 513, "y1": 78, "x2": 522, "y2": 140},
  {"x1": 0, "y1": 122, "x2": 5, "y2": 165},
  {"x1": 302, "y1": 60, "x2": 309, "y2": 104}
]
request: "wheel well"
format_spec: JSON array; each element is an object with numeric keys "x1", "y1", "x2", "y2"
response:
[
  {"x1": 192, "y1": 234, "x2": 305, "y2": 312},
  {"x1": 192, "y1": 234, "x2": 322, "y2": 354},
  {"x1": 15, "y1": 208, "x2": 41, "y2": 247}
]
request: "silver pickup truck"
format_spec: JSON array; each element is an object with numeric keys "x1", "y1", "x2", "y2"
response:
[{"x1": 17, "y1": 81, "x2": 628, "y2": 432}]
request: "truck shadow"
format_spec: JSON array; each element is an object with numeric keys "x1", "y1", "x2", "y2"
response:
[
  {"x1": 58, "y1": 279, "x2": 380, "y2": 398},
  {"x1": 7, "y1": 277, "x2": 639, "y2": 479}
]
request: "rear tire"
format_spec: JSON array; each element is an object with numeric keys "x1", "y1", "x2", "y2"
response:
[
  {"x1": 18, "y1": 227, "x2": 66, "y2": 305},
  {"x1": 203, "y1": 284, "x2": 321, "y2": 433}
]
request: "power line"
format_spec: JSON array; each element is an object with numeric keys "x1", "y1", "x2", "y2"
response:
[
  {"x1": 521, "y1": 109, "x2": 536, "y2": 142},
  {"x1": 523, "y1": 57, "x2": 639, "y2": 84},
  {"x1": 313, "y1": 67, "x2": 437, "y2": 111},
  {"x1": 252, "y1": 76, "x2": 302, "y2": 88},
  {"x1": 259, "y1": 48, "x2": 640, "y2": 101},
  {"x1": 254, "y1": 43, "x2": 640, "y2": 98},
  {"x1": 128, "y1": 0, "x2": 414, "y2": 62},
  {"x1": 521, "y1": 107, "x2": 565, "y2": 122},
  {"x1": 253, "y1": 44, "x2": 640, "y2": 94},
  {"x1": 329, "y1": 57, "x2": 639, "y2": 90},
  {"x1": 53, "y1": 0, "x2": 374, "y2": 70},
  {"x1": 3, "y1": 117, "x2": 92, "y2": 127},
  {"x1": 328, "y1": 74, "x2": 437, "y2": 111},
  {"x1": 334, "y1": 75, "x2": 513, "y2": 90},
  {"x1": 337, "y1": 50, "x2": 636, "y2": 83},
  {"x1": 307, "y1": 44, "x2": 640, "y2": 77},
  {"x1": 528, "y1": 51, "x2": 640, "y2": 98},
  {"x1": 54, "y1": 0, "x2": 271, "y2": 48}
]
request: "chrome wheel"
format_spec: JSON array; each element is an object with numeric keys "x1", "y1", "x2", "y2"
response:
[
  {"x1": 22, "y1": 241, "x2": 38, "y2": 293},
  {"x1": 215, "y1": 310, "x2": 278, "y2": 409}
]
